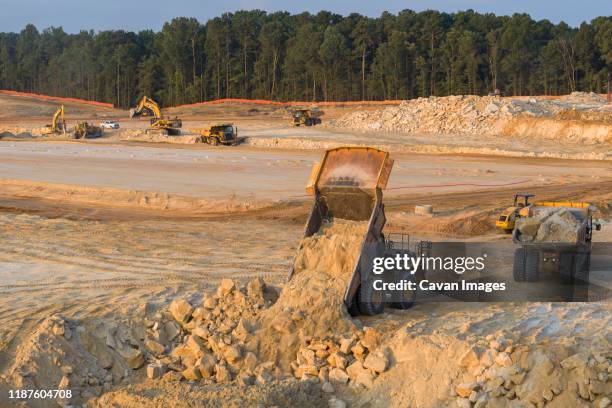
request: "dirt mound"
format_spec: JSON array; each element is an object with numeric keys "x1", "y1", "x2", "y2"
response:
[
  {"x1": 516, "y1": 208, "x2": 583, "y2": 243},
  {"x1": 331, "y1": 94, "x2": 611, "y2": 145}
]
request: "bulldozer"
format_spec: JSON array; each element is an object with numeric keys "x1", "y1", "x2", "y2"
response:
[
  {"x1": 73, "y1": 122, "x2": 103, "y2": 139},
  {"x1": 44, "y1": 105, "x2": 67, "y2": 135},
  {"x1": 130, "y1": 95, "x2": 182, "y2": 136},
  {"x1": 290, "y1": 108, "x2": 322, "y2": 126},
  {"x1": 288, "y1": 147, "x2": 420, "y2": 316},
  {"x1": 496, "y1": 193, "x2": 535, "y2": 233},
  {"x1": 196, "y1": 124, "x2": 238, "y2": 146}
]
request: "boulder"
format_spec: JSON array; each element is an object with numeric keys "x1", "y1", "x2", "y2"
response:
[
  {"x1": 147, "y1": 362, "x2": 167, "y2": 379},
  {"x1": 328, "y1": 368, "x2": 349, "y2": 384},
  {"x1": 456, "y1": 382, "x2": 478, "y2": 398},
  {"x1": 364, "y1": 354, "x2": 388, "y2": 373},
  {"x1": 169, "y1": 299, "x2": 193, "y2": 324},
  {"x1": 217, "y1": 279, "x2": 236, "y2": 297}
]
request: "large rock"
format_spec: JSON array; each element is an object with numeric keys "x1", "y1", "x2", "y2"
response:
[
  {"x1": 361, "y1": 327, "x2": 381, "y2": 350},
  {"x1": 246, "y1": 277, "x2": 265, "y2": 298},
  {"x1": 217, "y1": 279, "x2": 236, "y2": 297},
  {"x1": 121, "y1": 348, "x2": 145, "y2": 370},
  {"x1": 196, "y1": 354, "x2": 217, "y2": 378},
  {"x1": 459, "y1": 346, "x2": 480, "y2": 368},
  {"x1": 364, "y1": 354, "x2": 388, "y2": 373},
  {"x1": 147, "y1": 362, "x2": 167, "y2": 379},
  {"x1": 328, "y1": 368, "x2": 349, "y2": 384},
  {"x1": 169, "y1": 299, "x2": 194, "y2": 324},
  {"x1": 145, "y1": 339, "x2": 166, "y2": 356},
  {"x1": 456, "y1": 382, "x2": 478, "y2": 398},
  {"x1": 186, "y1": 335, "x2": 206, "y2": 358},
  {"x1": 215, "y1": 364, "x2": 232, "y2": 383}
]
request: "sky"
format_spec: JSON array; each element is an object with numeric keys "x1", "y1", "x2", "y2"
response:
[{"x1": 0, "y1": 0, "x2": 610, "y2": 33}]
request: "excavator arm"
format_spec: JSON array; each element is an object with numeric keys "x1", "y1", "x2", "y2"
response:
[
  {"x1": 130, "y1": 96, "x2": 162, "y2": 119},
  {"x1": 47, "y1": 105, "x2": 66, "y2": 134}
]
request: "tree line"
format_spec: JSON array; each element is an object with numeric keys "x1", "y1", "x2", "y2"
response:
[{"x1": 0, "y1": 10, "x2": 611, "y2": 108}]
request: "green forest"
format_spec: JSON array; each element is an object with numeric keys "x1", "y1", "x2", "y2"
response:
[{"x1": 0, "y1": 10, "x2": 611, "y2": 108}]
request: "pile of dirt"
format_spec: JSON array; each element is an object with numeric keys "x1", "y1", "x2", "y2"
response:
[
  {"x1": 447, "y1": 335, "x2": 611, "y2": 408},
  {"x1": 516, "y1": 208, "x2": 583, "y2": 243},
  {"x1": 331, "y1": 94, "x2": 611, "y2": 143}
]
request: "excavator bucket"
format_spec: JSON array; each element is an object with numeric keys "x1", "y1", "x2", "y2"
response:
[{"x1": 290, "y1": 147, "x2": 394, "y2": 315}]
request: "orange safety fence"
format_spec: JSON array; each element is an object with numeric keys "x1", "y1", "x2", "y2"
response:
[
  {"x1": 173, "y1": 98, "x2": 404, "y2": 108},
  {"x1": 0, "y1": 90, "x2": 114, "y2": 108}
]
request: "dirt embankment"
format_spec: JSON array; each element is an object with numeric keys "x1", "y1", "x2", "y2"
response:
[{"x1": 331, "y1": 93, "x2": 612, "y2": 146}]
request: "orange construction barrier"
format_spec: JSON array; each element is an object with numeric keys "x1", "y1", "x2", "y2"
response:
[
  {"x1": 0, "y1": 90, "x2": 114, "y2": 108},
  {"x1": 174, "y1": 98, "x2": 403, "y2": 108}
]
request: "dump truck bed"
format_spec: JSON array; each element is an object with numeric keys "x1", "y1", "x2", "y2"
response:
[{"x1": 288, "y1": 147, "x2": 393, "y2": 311}]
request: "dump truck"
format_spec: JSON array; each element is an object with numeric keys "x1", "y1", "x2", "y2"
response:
[
  {"x1": 130, "y1": 95, "x2": 182, "y2": 136},
  {"x1": 73, "y1": 122, "x2": 103, "y2": 139},
  {"x1": 496, "y1": 193, "x2": 535, "y2": 233},
  {"x1": 196, "y1": 124, "x2": 238, "y2": 146},
  {"x1": 291, "y1": 109, "x2": 322, "y2": 126},
  {"x1": 512, "y1": 201, "x2": 600, "y2": 284},
  {"x1": 288, "y1": 147, "x2": 419, "y2": 316},
  {"x1": 44, "y1": 106, "x2": 67, "y2": 135}
]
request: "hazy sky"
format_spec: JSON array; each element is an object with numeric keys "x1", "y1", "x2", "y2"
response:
[{"x1": 1, "y1": 0, "x2": 610, "y2": 33}]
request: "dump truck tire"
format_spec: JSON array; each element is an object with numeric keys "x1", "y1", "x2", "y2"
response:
[
  {"x1": 391, "y1": 270, "x2": 417, "y2": 310},
  {"x1": 559, "y1": 252, "x2": 575, "y2": 284},
  {"x1": 358, "y1": 280, "x2": 384, "y2": 316},
  {"x1": 210, "y1": 137, "x2": 219, "y2": 146},
  {"x1": 525, "y1": 250, "x2": 540, "y2": 282},
  {"x1": 513, "y1": 249, "x2": 526, "y2": 282}
]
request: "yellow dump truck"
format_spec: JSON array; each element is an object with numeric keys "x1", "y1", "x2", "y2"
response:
[
  {"x1": 291, "y1": 109, "x2": 322, "y2": 126},
  {"x1": 512, "y1": 201, "x2": 600, "y2": 284},
  {"x1": 288, "y1": 147, "x2": 420, "y2": 316},
  {"x1": 196, "y1": 124, "x2": 238, "y2": 146}
]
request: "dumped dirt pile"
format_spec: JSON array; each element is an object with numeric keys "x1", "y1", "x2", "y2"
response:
[
  {"x1": 331, "y1": 93, "x2": 611, "y2": 144},
  {"x1": 516, "y1": 208, "x2": 583, "y2": 243}
]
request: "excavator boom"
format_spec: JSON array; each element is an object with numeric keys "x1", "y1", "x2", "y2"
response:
[{"x1": 130, "y1": 96, "x2": 162, "y2": 119}]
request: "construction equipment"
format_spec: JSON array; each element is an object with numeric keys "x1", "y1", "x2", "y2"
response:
[
  {"x1": 129, "y1": 96, "x2": 162, "y2": 119},
  {"x1": 288, "y1": 147, "x2": 419, "y2": 316},
  {"x1": 45, "y1": 105, "x2": 67, "y2": 135},
  {"x1": 130, "y1": 96, "x2": 182, "y2": 136},
  {"x1": 197, "y1": 124, "x2": 238, "y2": 146},
  {"x1": 496, "y1": 193, "x2": 535, "y2": 233},
  {"x1": 512, "y1": 201, "x2": 600, "y2": 284},
  {"x1": 291, "y1": 108, "x2": 322, "y2": 126},
  {"x1": 73, "y1": 122, "x2": 103, "y2": 139}
]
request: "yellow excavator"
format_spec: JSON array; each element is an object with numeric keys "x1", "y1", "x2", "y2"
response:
[
  {"x1": 130, "y1": 96, "x2": 182, "y2": 135},
  {"x1": 45, "y1": 106, "x2": 67, "y2": 134}
]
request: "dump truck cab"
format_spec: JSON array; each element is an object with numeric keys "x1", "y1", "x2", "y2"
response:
[
  {"x1": 496, "y1": 193, "x2": 535, "y2": 232},
  {"x1": 198, "y1": 124, "x2": 238, "y2": 146}
]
